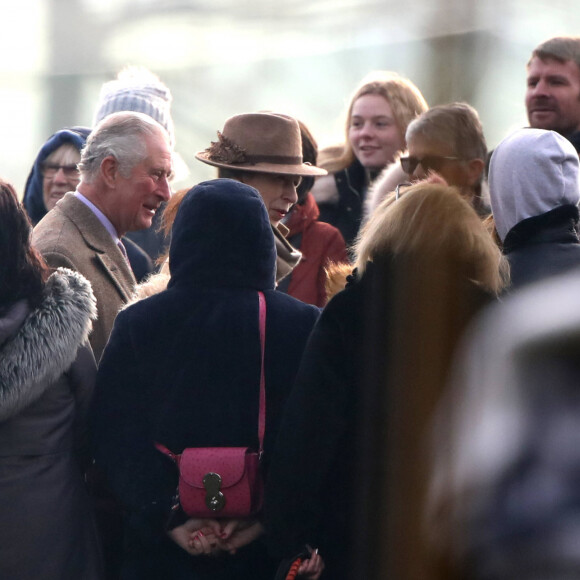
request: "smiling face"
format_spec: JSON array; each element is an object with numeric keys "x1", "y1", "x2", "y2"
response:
[
  {"x1": 42, "y1": 144, "x2": 81, "y2": 211},
  {"x1": 348, "y1": 93, "x2": 405, "y2": 170},
  {"x1": 112, "y1": 129, "x2": 173, "y2": 236},
  {"x1": 239, "y1": 172, "x2": 300, "y2": 227},
  {"x1": 526, "y1": 56, "x2": 580, "y2": 135}
]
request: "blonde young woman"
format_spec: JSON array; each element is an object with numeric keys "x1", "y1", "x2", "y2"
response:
[
  {"x1": 311, "y1": 71, "x2": 428, "y2": 246},
  {"x1": 265, "y1": 182, "x2": 508, "y2": 579}
]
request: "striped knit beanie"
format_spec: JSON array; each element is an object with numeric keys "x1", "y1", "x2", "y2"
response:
[{"x1": 93, "y1": 66, "x2": 175, "y2": 145}]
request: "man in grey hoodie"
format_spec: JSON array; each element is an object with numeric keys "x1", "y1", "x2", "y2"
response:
[{"x1": 489, "y1": 127, "x2": 580, "y2": 290}]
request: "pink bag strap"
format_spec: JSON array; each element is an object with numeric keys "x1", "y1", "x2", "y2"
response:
[
  {"x1": 156, "y1": 292, "x2": 267, "y2": 460},
  {"x1": 257, "y1": 291, "x2": 267, "y2": 456},
  {"x1": 155, "y1": 442, "x2": 179, "y2": 463}
]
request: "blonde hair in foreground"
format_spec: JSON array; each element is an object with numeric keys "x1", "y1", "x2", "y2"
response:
[{"x1": 354, "y1": 183, "x2": 508, "y2": 294}]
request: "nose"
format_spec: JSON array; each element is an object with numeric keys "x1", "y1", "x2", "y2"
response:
[
  {"x1": 358, "y1": 121, "x2": 374, "y2": 139},
  {"x1": 411, "y1": 164, "x2": 427, "y2": 180},
  {"x1": 531, "y1": 79, "x2": 549, "y2": 97},
  {"x1": 157, "y1": 176, "x2": 172, "y2": 201},
  {"x1": 284, "y1": 182, "x2": 298, "y2": 205}
]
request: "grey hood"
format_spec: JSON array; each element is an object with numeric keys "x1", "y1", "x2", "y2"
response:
[{"x1": 489, "y1": 128, "x2": 580, "y2": 242}]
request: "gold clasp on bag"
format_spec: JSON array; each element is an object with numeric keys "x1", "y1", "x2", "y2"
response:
[{"x1": 203, "y1": 472, "x2": 226, "y2": 511}]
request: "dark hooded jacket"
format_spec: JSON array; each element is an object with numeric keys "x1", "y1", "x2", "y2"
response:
[
  {"x1": 313, "y1": 158, "x2": 369, "y2": 247},
  {"x1": 489, "y1": 128, "x2": 580, "y2": 291},
  {"x1": 91, "y1": 179, "x2": 320, "y2": 580}
]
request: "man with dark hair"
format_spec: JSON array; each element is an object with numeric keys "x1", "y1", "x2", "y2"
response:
[{"x1": 526, "y1": 36, "x2": 580, "y2": 151}]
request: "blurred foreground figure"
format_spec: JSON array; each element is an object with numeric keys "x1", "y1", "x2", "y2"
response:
[
  {"x1": 430, "y1": 268, "x2": 580, "y2": 579},
  {"x1": 0, "y1": 180, "x2": 102, "y2": 579},
  {"x1": 265, "y1": 182, "x2": 507, "y2": 579}
]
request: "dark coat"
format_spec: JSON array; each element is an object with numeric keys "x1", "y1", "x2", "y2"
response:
[
  {"x1": 265, "y1": 259, "x2": 493, "y2": 579},
  {"x1": 264, "y1": 264, "x2": 369, "y2": 579},
  {"x1": 92, "y1": 179, "x2": 320, "y2": 580},
  {"x1": 503, "y1": 205, "x2": 580, "y2": 291},
  {"x1": 317, "y1": 159, "x2": 368, "y2": 247},
  {"x1": 0, "y1": 269, "x2": 102, "y2": 580},
  {"x1": 565, "y1": 130, "x2": 580, "y2": 154}
]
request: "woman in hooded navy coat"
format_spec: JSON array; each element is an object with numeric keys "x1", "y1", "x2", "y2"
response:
[{"x1": 91, "y1": 179, "x2": 320, "y2": 580}]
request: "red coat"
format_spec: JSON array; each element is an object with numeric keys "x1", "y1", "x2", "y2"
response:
[{"x1": 285, "y1": 193, "x2": 348, "y2": 307}]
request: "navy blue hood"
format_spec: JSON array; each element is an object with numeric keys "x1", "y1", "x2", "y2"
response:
[
  {"x1": 169, "y1": 178, "x2": 276, "y2": 290},
  {"x1": 23, "y1": 127, "x2": 90, "y2": 225}
]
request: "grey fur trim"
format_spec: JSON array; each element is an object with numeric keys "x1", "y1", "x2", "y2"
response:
[{"x1": 0, "y1": 268, "x2": 97, "y2": 421}]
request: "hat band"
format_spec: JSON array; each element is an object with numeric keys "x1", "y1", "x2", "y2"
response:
[{"x1": 243, "y1": 154, "x2": 302, "y2": 166}]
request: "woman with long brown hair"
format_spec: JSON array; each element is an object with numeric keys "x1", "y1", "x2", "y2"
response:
[{"x1": 265, "y1": 182, "x2": 507, "y2": 579}]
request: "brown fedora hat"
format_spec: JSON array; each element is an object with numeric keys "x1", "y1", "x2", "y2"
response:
[{"x1": 195, "y1": 112, "x2": 327, "y2": 177}]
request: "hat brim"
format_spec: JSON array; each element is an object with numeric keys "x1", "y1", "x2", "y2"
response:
[{"x1": 195, "y1": 151, "x2": 327, "y2": 177}]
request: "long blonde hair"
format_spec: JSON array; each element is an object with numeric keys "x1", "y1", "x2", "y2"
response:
[
  {"x1": 354, "y1": 183, "x2": 508, "y2": 295},
  {"x1": 321, "y1": 71, "x2": 428, "y2": 174}
]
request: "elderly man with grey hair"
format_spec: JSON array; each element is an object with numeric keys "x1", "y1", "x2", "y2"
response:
[{"x1": 33, "y1": 110, "x2": 173, "y2": 363}]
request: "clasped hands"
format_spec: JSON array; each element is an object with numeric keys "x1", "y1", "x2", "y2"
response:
[
  {"x1": 168, "y1": 517, "x2": 263, "y2": 557},
  {"x1": 168, "y1": 517, "x2": 325, "y2": 578}
]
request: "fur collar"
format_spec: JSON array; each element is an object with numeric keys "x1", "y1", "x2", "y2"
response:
[{"x1": 0, "y1": 268, "x2": 96, "y2": 421}]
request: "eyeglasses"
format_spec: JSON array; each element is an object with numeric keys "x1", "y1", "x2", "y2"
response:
[
  {"x1": 400, "y1": 155, "x2": 462, "y2": 175},
  {"x1": 41, "y1": 163, "x2": 80, "y2": 179},
  {"x1": 395, "y1": 182, "x2": 413, "y2": 200}
]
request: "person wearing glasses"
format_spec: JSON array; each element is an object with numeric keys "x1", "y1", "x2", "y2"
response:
[
  {"x1": 311, "y1": 71, "x2": 428, "y2": 247},
  {"x1": 23, "y1": 127, "x2": 90, "y2": 224},
  {"x1": 23, "y1": 127, "x2": 153, "y2": 283},
  {"x1": 399, "y1": 103, "x2": 489, "y2": 216}
]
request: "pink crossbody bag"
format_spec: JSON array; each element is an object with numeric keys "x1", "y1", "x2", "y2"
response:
[{"x1": 155, "y1": 291, "x2": 266, "y2": 518}]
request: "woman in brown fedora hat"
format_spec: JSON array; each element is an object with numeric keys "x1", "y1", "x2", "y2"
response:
[{"x1": 196, "y1": 112, "x2": 327, "y2": 284}]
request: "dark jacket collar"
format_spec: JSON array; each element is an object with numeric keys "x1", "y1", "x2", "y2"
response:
[
  {"x1": 564, "y1": 130, "x2": 580, "y2": 154},
  {"x1": 503, "y1": 204, "x2": 580, "y2": 254}
]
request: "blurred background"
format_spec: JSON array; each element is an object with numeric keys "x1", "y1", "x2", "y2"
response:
[{"x1": 1, "y1": 0, "x2": 579, "y2": 195}]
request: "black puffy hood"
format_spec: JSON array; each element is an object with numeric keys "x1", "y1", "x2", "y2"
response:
[{"x1": 168, "y1": 178, "x2": 276, "y2": 290}]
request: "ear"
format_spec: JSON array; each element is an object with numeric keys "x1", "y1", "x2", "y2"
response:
[
  {"x1": 466, "y1": 158, "x2": 485, "y2": 186},
  {"x1": 100, "y1": 156, "x2": 119, "y2": 188}
]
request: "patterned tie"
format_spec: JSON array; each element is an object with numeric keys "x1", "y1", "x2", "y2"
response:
[{"x1": 117, "y1": 239, "x2": 129, "y2": 263}]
